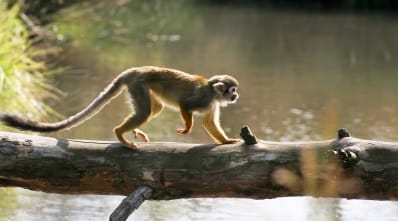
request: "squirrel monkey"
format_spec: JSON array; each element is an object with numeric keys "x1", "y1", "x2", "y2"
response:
[{"x1": 0, "y1": 66, "x2": 240, "y2": 149}]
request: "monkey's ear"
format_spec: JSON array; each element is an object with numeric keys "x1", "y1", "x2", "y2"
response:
[{"x1": 213, "y1": 82, "x2": 226, "y2": 95}]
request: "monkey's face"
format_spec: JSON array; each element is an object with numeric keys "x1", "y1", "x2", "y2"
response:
[
  {"x1": 224, "y1": 86, "x2": 239, "y2": 103},
  {"x1": 210, "y1": 75, "x2": 240, "y2": 105}
]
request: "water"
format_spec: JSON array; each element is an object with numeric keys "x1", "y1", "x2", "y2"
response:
[
  {"x1": 2, "y1": 1, "x2": 398, "y2": 220},
  {"x1": 1, "y1": 188, "x2": 397, "y2": 221}
]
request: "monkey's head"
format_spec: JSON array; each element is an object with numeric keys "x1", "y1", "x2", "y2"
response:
[{"x1": 209, "y1": 75, "x2": 239, "y2": 106}]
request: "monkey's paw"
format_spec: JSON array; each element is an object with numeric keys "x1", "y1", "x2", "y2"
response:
[
  {"x1": 124, "y1": 142, "x2": 139, "y2": 150},
  {"x1": 133, "y1": 129, "x2": 150, "y2": 142},
  {"x1": 176, "y1": 128, "x2": 191, "y2": 135},
  {"x1": 222, "y1": 138, "x2": 241, "y2": 144}
]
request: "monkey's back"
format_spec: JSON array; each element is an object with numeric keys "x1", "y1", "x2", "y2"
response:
[{"x1": 124, "y1": 66, "x2": 210, "y2": 108}]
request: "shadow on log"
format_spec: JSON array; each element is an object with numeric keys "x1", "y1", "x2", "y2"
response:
[{"x1": 0, "y1": 127, "x2": 397, "y2": 201}]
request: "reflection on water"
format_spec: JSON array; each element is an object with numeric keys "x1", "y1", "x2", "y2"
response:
[
  {"x1": 1, "y1": 188, "x2": 397, "y2": 221},
  {"x1": 2, "y1": 1, "x2": 398, "y2": 220}
]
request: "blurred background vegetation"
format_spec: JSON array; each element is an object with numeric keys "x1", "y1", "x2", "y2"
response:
[
  {"x1": 0, "y1": 1, "x2": 62, "y2": 126},
  {"x1": 5, "y1": 0, "x2": 398, "y2": 14},
  {"x1": 198, "y1": 0, "x2": 398, "y2": 10},
  {"x1": 0, "y1": 0, "x2": 397, "y2": 123}
]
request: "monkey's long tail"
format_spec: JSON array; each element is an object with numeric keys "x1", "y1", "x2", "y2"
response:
[{"x1": 0, "y1": 74, "x2": 127, "y2": 132}]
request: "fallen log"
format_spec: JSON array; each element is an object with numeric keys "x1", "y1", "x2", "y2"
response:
[{"x1": 0, "y1": 128, "x2": 397, "y2": 201}]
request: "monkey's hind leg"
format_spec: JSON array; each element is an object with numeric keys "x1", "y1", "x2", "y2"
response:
[
  {"x1": 132, "y1": 128, "x2": 149, "y2": 142},
  {"x1": 114, "y1": 84, "x2": 152, "y2": 149},
  {"x1": 114, "y1": 115, "x2": 150, "y2": 149},
  {"x1": 130, "y1": 93, "x2": 164, "y2": 142}
]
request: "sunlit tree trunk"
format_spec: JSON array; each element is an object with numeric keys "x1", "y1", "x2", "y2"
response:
[{"x1": 0, "y1": 129, "x2": 396, "y2": 200}]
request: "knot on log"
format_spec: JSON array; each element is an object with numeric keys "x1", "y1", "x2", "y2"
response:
[
  {"x1": 337, "y1": 128, "x2": 351, "y2": 139},
  {"x1": 240, "y1": 125, "x2": 257, "y2": 145},
  {"x1": 332, "y1": 149, "x2": 359, "y2": 168}
]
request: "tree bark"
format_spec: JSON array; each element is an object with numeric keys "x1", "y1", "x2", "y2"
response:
[
  {"x1": 0, "y1": 129, "x2": 396, "y2": 200},
  {"x1": 110, "y1": 186, "x2": 153, "y2": 221}
]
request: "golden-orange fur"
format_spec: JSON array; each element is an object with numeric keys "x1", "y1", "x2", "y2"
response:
[{"x1": 0, "y1": 66, "x2": 240, "y2": 149}]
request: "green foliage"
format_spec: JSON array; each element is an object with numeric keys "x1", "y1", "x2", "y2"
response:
[
  {"x1": 198, "y1": 0, "x2": 398, "y2": 10},
  {"x1": 52, "y1": 0, "x2": 203, "y2": 67},
  {"x1": 54, "y1": 0, "x2": 198, "y2": 44},
  {"x1": 0, "y1": 2, "x2": 60, "y2": 124}
]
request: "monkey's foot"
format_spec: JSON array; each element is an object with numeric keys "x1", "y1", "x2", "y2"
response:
[
  {"x1": 176, "y1": 128, "x2": 191, "y2": 135},
  {"x1": 222, "y1": 138, "x2": 241, "y2": 144},
  {"x1": 123, "y1": 142, "x2": 139, "y2": 150},
  {"x1": 133, "y1": 129, "x2": 150, "y2": 142}
]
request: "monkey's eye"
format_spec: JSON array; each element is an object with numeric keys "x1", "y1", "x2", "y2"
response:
[{"x1": 227, "y1": 86, "x2": 237, "y2": 94}]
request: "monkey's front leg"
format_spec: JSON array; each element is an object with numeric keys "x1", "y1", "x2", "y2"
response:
[
  {"x1": 202, "y1": 109, "x2": 240, "y2": 144},
  {"x1": 176, "y1": 109, "x2": 193, "y2": 134}
]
